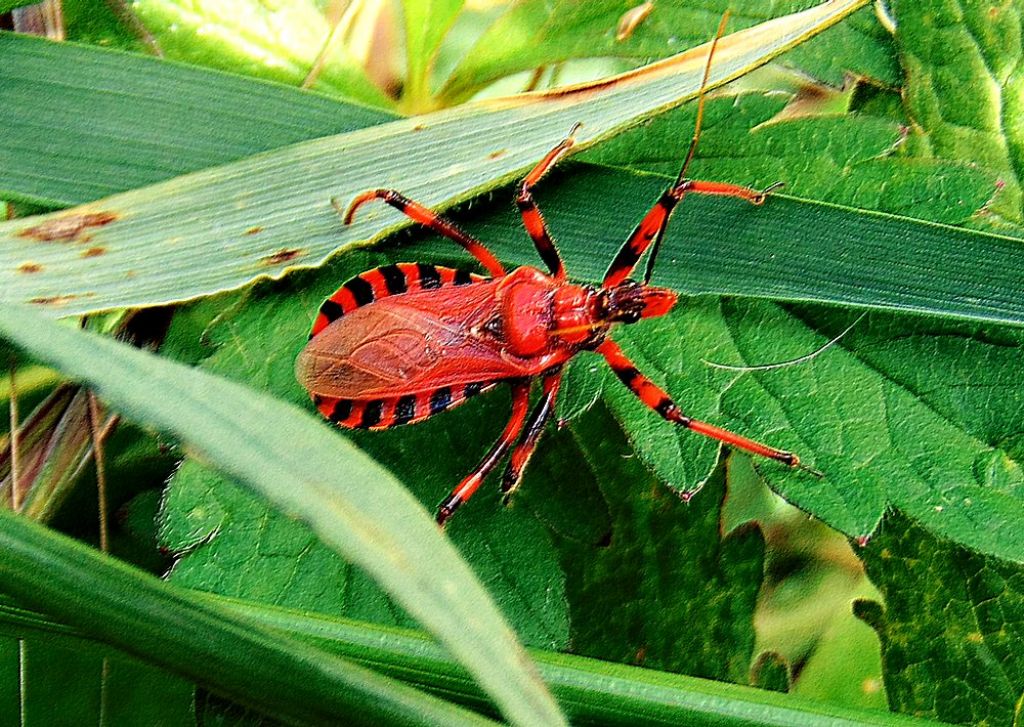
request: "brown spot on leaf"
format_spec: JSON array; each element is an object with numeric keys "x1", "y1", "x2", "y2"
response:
[
  {"x1": 17, "y1": 262, "x2": 43, "y2": 274},
  {"x1": 245, "y1": 226, "x2": 264, "y2": 236},
  {"x1": 261, "y1": 248, "x2": 304, "y2": 266},
  {"x1": 30, "y1": 295, "x2": 79, "y2": 306},
  {"x1": 488, "y1": 149, "x2": 508, "y2": 160},
  {"x1": 412, "y1": 123, "x2": 426, "y2": 132},
  {"x1": 81, "y1": 247, "x2": 107, "y2": 258},
  {"x1": 17, "y1": 211, "x2": 119, "y2": 243}
]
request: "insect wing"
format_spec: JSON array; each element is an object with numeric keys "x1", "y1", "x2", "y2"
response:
[{"x1": 297, "y1": 280, "x2": 517, "y2": 399}]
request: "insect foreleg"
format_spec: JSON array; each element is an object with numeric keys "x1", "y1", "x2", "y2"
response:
[
  {"x1": 602, "y1": 178, "x2": 780, "y2": 288},
  {"x1": 500, "y1": 371, "x2": 562, "y2": 502},
  {"x1": 515, "y1": 124, "x2": 580, "y2": 279},
  {"x1": 436, "y1": 380, "x2": 532, "y2": 526}
]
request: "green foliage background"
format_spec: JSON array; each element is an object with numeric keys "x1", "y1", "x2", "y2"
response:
[{"x1": 1, "y1": 0, "x2": 1023, "y2": 725}]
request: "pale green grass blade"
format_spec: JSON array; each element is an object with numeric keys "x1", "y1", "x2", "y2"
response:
[
  {"x1": 0, "y1": 0, "x2": 867, "y2": 317},
  {"x1": 0, "y1": 512, "x2": 495, "y2": 726},
  {"x1": 0, "y1": 305, "x2": 564, "y2": 726}
]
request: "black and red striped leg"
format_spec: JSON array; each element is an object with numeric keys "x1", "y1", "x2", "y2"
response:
[
  {"x1": 342, "y1": 189, "x2": 506, "y2": 278},
  {"x1": 596, "y1": 339, "x2": 819, "y2": 474},
  {"x1": 437, "y1": 380, "x2": 532, "y2": 526},
  {"x1": 516, "y1": 124, "x2": 580, "y2": 279},
  {"x1": 500, "y1": 371, "x2": 562, "y2": 502},
  {"x1": 602, "y1": 179, "x2": 782, "y2": 288}
]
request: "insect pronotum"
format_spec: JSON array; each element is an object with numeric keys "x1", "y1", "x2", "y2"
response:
[{"x1": 295, "y1": 15, "x2": 820, "y2": 526}]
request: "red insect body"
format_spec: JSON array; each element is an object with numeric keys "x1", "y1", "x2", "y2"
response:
[{"x1": 297, "y1": 20, "x2": 817, "y2": 525}]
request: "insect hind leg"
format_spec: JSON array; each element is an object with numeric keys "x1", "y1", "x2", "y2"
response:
[
  {"x1": 437, "y1": 380, "x2": 531, "y2": 526},
  {"x1": 500, "y1": 371, "x2": 561, "y2": 502},
  {"x1": 595, "y1": 339, "x2": 817, "y2": 473}
]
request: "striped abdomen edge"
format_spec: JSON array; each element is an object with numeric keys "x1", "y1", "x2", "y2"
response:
[
  {"x1": 313, "y1": 382, "x2": 497, "y2": 430},
  {"x1": 309, "y1": 262, "x2": 485, "y2": 338}
]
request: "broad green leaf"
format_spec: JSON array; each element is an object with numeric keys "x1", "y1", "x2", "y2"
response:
[
  {"x1": 20, "y1": 641, "x2": 104, "y2": 724},
  {"x1": 854, "y1": 513, "x2": 1024, "y2": 726},
  {"x1": 0, "y1": 508, "x2": 496, "y2": 726},
  {"x1": 0, "y1": 0, "x2": 869, "y2": 317},
  {"x1": 402, "y1": 0, "x2": 465, "y2": 108},
  {"x1": 0, "y1": 307, "x2": 563, "y2": 726},
  {"x1": 0, "y1": 593, "x2": 948, "y2": 727},
  {"x1": 583, "y1": 93, "x2": 997, "y2": 225},
  {"x1": 130, "y1": 0, "x2": 392, "y2": 107},
  {"x1": 559, "y1": 405, "x2": 765, "y2": 684},
  {"x1": 0, "y1": 612, "x2": 195, "y2": 727},
  {"x1": 63, "y1": 0, "x2": 153, "y2": 52},
  {"x1": 890, "y1": 0, "x2": 1024, "y2": 226},
  {"x1": 159, "y1": 252, "x2": 570, "y2": 650},
  {"x1": 0, "y1": 32, "x2": 394, "y2": 207},
  {"x1": 0, "y1": 639, "x2": 16, "y2": 719},
  {"x1": 603, "y1": 299, "x2": 1024, "y2": 562},
  {"x1": 441, "y1": 2, "x2": 897, "y2": 103}
]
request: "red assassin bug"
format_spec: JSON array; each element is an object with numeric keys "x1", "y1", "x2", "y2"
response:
[{"x1": 296, "y1": 18, "x2": 820, "y2": 526}]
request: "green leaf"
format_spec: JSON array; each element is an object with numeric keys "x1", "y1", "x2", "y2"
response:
[
  {"x1": 854, "y1": 513, "x2": 1024, "y2": 725},
  {"x1": 583, "y1": 93, "x2": 997, "y2": 225},
  {"x1": 553, "y1": 352, "x2": 604, "y2": 423},
  {"x1": 0, "y1": 593, "x2": 950, "y2": 727},
  {"x1": 441, "y1": 2, "x2": 897, "y2": 103},
  {"x1": 0, "y1": 32, "x2": 395, "y2": 207},
  {"x1": 559, "y1": 404, "x2": 765, "y2": 684},
  {"x1": 0, "y1": 508, "x2": 496, "y2": 726},
  {"x1": 602, "y1": 298, "x2": 1024, "y2": 562},
  {"x1": 130, "y1": 0, "x2": 392, "y2": 107},
  {"x1": 19, "y1": 641, "x2": 104, "y2": 723},
  {"x1": 100, "y1": 657, "x2": 196, "y2": 727},
  {"x1": 0, "y1": 306, "x2": 563, "y2": 726},
  {"x1": 159, "y1": 253, "x2": 570, "y2": 650},
  {"x1": 402, "y1": 0, "x2": 465, "y2": 108},
  {"x1": 0, "y1": 0, "x2": 870, "y2": 316},
  {"x1": 890, "y1": 0, "x2": 1024, "y2": 226},
  {"x1": 0, "y1": 628, "x2": 195, "y2": 727}
]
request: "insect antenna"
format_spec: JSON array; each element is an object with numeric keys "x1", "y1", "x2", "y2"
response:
[
  {"x1": 701, "y1": 313, "x2": 866, "y2": 372},
  {"x1": 643, "y1": 10, "x2": 730, "y2": 284}
]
